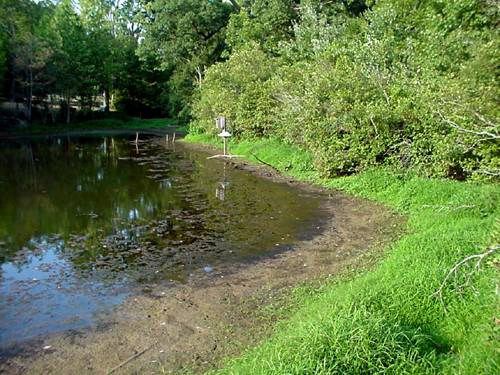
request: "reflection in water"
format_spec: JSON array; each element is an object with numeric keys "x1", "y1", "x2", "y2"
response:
[
  {"x1": 215, "y1": 163, "x2": 230, "y2": 201},
  {"x1": 0, "y1": 136, "x2": 323, "y2": 348}
]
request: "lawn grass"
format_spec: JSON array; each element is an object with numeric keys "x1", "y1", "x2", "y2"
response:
[
  {"x1": 5, "y1": 117, "x2": 183, "y2": 136},
  {"x1": 184, "y1": 133, "x2": 499, "y2": 374}
]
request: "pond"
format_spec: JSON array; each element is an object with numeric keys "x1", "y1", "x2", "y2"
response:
[{"x1": 0, "y1": 135, "x2": 324, "y2": 350}]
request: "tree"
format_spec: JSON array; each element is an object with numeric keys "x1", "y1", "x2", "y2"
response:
[
  {"x1": 226, "y1": 0, "x2": 300, "y2": 53},
  {"x1": 0, "y1": 0, "x2": 55, "y2": 120},
  {"x1": 50, "y1": 0, "x2": 88, "y2": 123},
  {"x1": 12, "y1": 32, "x2": 52, "y2": 121},
  {"x1": 137, "y1": 0, "x2": 235, "y2": 118}
]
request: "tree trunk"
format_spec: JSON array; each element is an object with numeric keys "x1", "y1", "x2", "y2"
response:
[
  {"x1": 228, "y1": 0, "x2": 240, "y2": 11},
  {"x1": 195, "y1": 66, "x2": 203, "y2": 88},
  {"x1": 66, "y1": 93, "x2": 71, "y2": 124},
  {"x1": 91, "y1": 94, "x2": 96, "y2": 116},
  {"x1": 50, "y1": 96, "x2": 55, "y2": 124},
  {"x1": 8, "y1": 28, "x2": 16, "y2": 102},
  {"x1": 9, "y1": 68, "x2": 16, "y2": 102},
  {"x1": 27, "y1": 66, "x2": 33, "y2": 122},
  {"x1": 104, "y1": 88, "x2": 110, "y2": 113}
]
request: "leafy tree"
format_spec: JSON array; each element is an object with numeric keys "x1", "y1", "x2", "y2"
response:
[
  {"x1": 226, "y1": 0, "x2": 299, "y2": 53},
  {"x1": 49, "y1": 0, "x2": 89, "y2": 123},
  {"x1": 79, "y1": 0, "x2": 116, "y2": 112},
  {"x1": 11, "y1": 32, "x2": 52, "y2": 121},
  {"x1": 0, "y1": 31, "x2": 7, "y2": 94},
  {"x1": 0, "y1": 0, "x2": 55, "y2": 119},
  {"x1": 137, "y1": 0, "x2": 235, "y2": 118}
]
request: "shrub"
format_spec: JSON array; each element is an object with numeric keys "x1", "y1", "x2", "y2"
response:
[{"x1": 191, "y1": 0, "x2": 499, "y2": 180}]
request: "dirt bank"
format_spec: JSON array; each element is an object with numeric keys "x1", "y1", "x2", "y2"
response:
[{"x1": 0, "y1": 140, "x2": 403, "y2": 374}]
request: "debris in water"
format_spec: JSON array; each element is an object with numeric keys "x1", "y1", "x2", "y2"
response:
[
  {"x1": 43, "y1": 345, "x2": 52, "y2": 350},
  {"x1": 203, "y1": 266, "x2": 213, "y2": 273}
]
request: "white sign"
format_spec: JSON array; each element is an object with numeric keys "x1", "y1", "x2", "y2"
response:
[{"x1": 216, "y1": 116, "x2": 226, "y2": 130}]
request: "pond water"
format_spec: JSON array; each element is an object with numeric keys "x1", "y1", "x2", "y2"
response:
[{"x1": 0, "y1": 135, "x2": 323, "y2": 349}]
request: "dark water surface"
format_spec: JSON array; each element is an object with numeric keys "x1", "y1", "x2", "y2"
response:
[{"x1": 0, "y1": 136, "x2": 323, "y2": 348}]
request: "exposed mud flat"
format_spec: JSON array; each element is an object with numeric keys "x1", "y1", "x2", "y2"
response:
[{"x1": 0, "y1": 140, "x2": 402, "y2": 374}]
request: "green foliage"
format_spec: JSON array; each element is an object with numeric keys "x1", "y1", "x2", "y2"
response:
[
  {"x1": 0, "y1": 30, "x2": 6, "y2": 89},
  {"x1": 226, "y1": 0, "x2": 299, "y2": 53},
  {"x1": 50, "y1": 0, "x2": 87, "y2": 98},
  {"x1": 112, "y1": 35, "x2": 170, "y2": 117},
  {"x1": 193, "y1": 0, "x2": 499, "y2": 180},
  {"x1": 0, "y1": 0, "x2": 172, "y2": 123},
  {"x1": 184, "y1": 135, "x2": 499, "y2": 375},
  {"x1": 137, "y1": 0, "x2": 235, "y2": 118},
  {"x1": 191, "y1": 43, "x2": 278, "y2": 136}
]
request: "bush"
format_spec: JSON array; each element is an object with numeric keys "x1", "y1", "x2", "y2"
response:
[
  {"x1": 191, "y1": 0, "x2": 499, "y2": 180},
  {"x1": 191, "y1": 43, "x2": 279, "y2": 137}
]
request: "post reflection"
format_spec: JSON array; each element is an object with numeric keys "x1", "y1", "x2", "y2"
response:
[{"x1": 215, "y1": 162, "x2": 230, "y2": 201}]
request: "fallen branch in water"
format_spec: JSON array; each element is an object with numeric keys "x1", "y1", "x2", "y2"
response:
[
  {"x1": 432, "y1": 244, "x2": 499, "y2": 310},
  {"x1": 207, "y1": 154, "x2": 243, "y2": 159}
]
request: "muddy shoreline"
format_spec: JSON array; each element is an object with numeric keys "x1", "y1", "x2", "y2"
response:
[{"x1": 0, "y1": 139, "x2": 403, "y2": 374}]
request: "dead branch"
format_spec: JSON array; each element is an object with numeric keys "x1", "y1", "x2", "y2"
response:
[
  {"x1": 437, "y1": 111, "x2": 499, "y2": 140},
  {"x1": 227, "y1": 0, "x2": 241, "y2": 11},
  {"x1": 432, "y1": 244, "x2": 499, "y2": 309},
  {"x1": 472, "y1": 169, "x2": 500, "y2": 177},
  {"x1": 207, "y1": 154, "x2": 243, "y2": 159},
  {"x1": 474, "y1": 111, "x2": 497, "y2": 128},
  {"x1": 421, "y1": 204, "x2": 476, "y2": 212}
]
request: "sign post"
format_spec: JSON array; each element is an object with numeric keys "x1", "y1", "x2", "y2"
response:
[{"x1": 208, "y1": 116, "x2": 241, "y2": 159}]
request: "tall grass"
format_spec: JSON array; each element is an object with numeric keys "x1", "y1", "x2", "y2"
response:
[{"x1": 184, "y1": 134, "x2": 499, "y2": 374}]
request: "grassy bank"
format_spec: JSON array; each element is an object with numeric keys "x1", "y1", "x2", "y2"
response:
[
  {"x1": 4, "y1": 117, "x2": 183, "y2": 136},
  {"x1": 185, "y1": 134, "x2": 499, "y2": 374}
]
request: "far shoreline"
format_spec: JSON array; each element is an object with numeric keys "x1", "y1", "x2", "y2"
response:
[{"x1": 0, "y1": 117, "x2": 185, "y2": 140}]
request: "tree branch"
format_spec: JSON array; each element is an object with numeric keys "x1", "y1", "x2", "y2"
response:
[
  {"x1": 437, "y1": 111, "x2": 499, "y2": 140},
  {"x1": 432, "y1": 244, "x2": 499, "y2": 310},
  {"x1": 227, "y1": 0, "x2": 241, "y2": 11}
]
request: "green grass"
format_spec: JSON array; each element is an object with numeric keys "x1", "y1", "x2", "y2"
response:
[
  {"x1": 184, "y1": 133, "x2": 499, "y2": 374},
  {"x1": 6, "y1": 117, "x2": 183, "y2": 136},
  {"x1": 185, "y1": 134, "x2": 321, "y2": 181}
]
